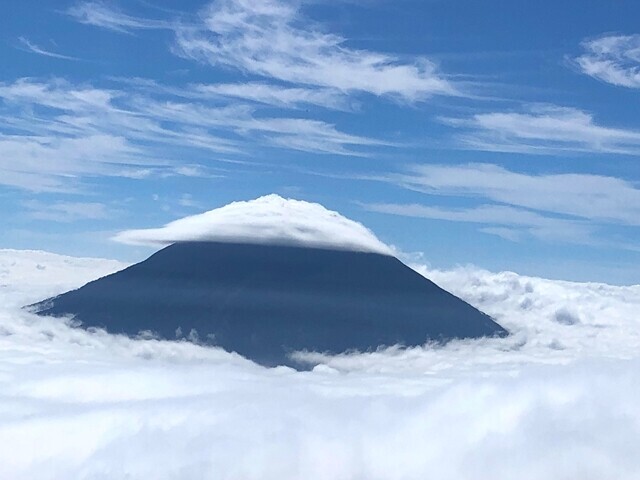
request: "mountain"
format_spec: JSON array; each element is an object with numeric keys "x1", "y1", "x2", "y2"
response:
[{"x1": 31, "y1": 241, "x2": 507, "y2": 367}]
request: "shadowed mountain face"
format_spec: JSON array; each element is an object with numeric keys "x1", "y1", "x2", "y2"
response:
[{"x1": 32, "y1": 242, "x2": 507, "y2": 367}]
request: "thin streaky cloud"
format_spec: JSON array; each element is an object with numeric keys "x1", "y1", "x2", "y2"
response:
[
  {"x1": 390, "y1": 163, "x2": 640, "y2": 227},
  {"x1": 477, "y1": 227, "x2": 523, "y2": 242},
  {"x1": 0, "y1": 77, "x2": 390, "y2": 191},
  {"x1": 362, "y1": 201, "x2": 596, "y2": 245},
  {"x1": 364, "y1": 202, "x2": 568, "y2": 228},
  {"x1": 16, "y1": 37, "x2": 79, "y2": 61},
  {"x1": 193, "y1": 82, "x2": 352, "y2": 110},
  {"x1": 108, "y1": 78, "x2": 355, "y2": 111},
  {"x1": 443, "y1": 104, "x2": 640, "y2": 155},
  {"x1": 67, "y1": 1, "x2": 174, "y2": 33}
]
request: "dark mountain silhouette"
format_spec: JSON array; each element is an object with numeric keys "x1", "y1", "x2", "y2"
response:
[{"x1": 31, "y1": 242, "x2": 507, "y2": 367}]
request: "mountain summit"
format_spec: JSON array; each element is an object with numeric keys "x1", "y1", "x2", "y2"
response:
[
  {"x1": 32, "y1": 241, "x2": 507, "y2": 367},
  {"x1": 31, "y1": 196, "x2": 507, "y2": 367}
]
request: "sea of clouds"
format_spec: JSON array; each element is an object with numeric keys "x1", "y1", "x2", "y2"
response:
[{"x1": 1, "y1": 248, "x2": 640, "y2": 479}]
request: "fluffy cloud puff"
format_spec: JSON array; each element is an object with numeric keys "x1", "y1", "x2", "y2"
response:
[
  {"x1": 1, "y1": 249, "x2": 640, "y2": 479},
  {"x1": 113, "y1": 194, "x2": 393, "y2": 255}
]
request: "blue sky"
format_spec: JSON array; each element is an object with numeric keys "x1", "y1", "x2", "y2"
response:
[{"x1": 1, "y1": 0, "x2": 639, "y2": 284}]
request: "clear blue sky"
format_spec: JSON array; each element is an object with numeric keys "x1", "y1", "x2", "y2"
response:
[{"x1": 1, "y1": 0, "x2": 639, "y2": 284}]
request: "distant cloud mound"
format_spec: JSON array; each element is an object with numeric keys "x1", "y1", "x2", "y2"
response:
[
  {"x1": 553, "y1": 308, "x2": 581, "y2": 326},
  {"x1": 114, "y1": 194, "x2": 393, "y2": 255}
]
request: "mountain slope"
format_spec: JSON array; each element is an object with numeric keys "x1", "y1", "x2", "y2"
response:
[{"x1": 32, "y1": 242, "x2": 507, "y2": 366}]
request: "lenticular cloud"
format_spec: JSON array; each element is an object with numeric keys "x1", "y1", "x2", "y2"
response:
[
  {"x1": 1, "y1": 249, "x2": 640, "y2": 479},
  {"x1": 113, "y1": 194, "x2": 393, "y2": 255}
]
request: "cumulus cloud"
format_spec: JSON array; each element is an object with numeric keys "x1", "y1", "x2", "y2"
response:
[
  {"x1": 575, "y1": 34, "x2": 640, "y2": 88},
  {"x1": 114, "y1": 194, "x2": 393, "y2": 255},
  {"x1": 1, "y1": 249, "x2": 640, "y2": 478}
]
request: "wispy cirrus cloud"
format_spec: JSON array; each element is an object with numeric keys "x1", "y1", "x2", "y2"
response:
[
  {"x1": 193, "y1": 82, "x2": 351, "y2": 110},
  {"x1": 67, "y1": 1, "x2": 172, "y2": 33},
  {"x1": 0, "y1": 75, "x2": 385, "y2": 160},
  {"x1": 0, "y1": 77, "x2": 115, "y2": 111},
  {"x1": 16, "y1": 37, "x2": 78, "y2": 61},
  {"x1": 0, "y1": 77, "x2": 385, "y2": 191},
  {"x1": 444, "y1": 105, "x2": 640, "y2": 155},
  {"x1": 393, "y1": 163, "x2": 640, "y2": 226},
  {"x1": 130, "y1": 97, "x2": 385, "y2": 155},
  {"x1": 111, "y1": 77, "x2": 352, "y2": 111},
  {"x1": 363, "y1": 202, "x2": 595, "y2": 244},
  {"x1": 67, "y1": 0, "x2": 457, "y2": 102},
  {"x1": 575, "y1": 34, "x2": 640, "y2": 88},
  {"x1": 364, "y1": 202, "x2": 571, "y2": 230},
  {"x1": 367, "y1": 163, "x2": 640, "y2": 247},
  {"x1": 175, "y1": 0, "x2": 456, "y2": 101},
  {"x1": 0, "y1": 134, "x2": 148, "y2": 192}
]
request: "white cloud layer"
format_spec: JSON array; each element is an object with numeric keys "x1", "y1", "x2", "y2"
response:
[
  {"x1": 114, "y1": 194, "x2": 393, "y2": 255},
  {"x1": 1, "y1": 249, "x2": 640, "y2": 478},
  {"x1": 576, "y1": 34, "x2": 640, "y2": 88}
]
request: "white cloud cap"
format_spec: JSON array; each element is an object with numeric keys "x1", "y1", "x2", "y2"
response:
[{"x1": 114, "y1": 194, "x2": 393, "y2": 255}]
